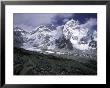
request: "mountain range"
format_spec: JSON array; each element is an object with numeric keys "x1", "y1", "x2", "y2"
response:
[{"x1": 14, "y1": 19, "x2": 97, "y2": 59}]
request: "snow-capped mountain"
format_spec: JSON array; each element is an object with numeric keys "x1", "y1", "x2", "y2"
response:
[
  {"x1": 14, "y1": 19, "x2": 97, "y2": 54},
  {"x1": 14, "y1": 27, "x2": 29, "y2": 47},
  {"x1": 22, "y1": 25, "x2": 63, "y2": 51},
  {"x1": 63, "y1": 19, "x2": 97, "y2": 50}
]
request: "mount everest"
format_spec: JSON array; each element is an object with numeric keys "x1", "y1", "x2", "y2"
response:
[{"x1": 14, "y1": 19, "x2": 97, "y2": 57}]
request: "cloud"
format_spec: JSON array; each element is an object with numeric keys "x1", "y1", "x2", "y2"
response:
[
  {"x1": 82, "y1": 18, "x2": 97, "y2": 29},
  {"x1": 63, "y1": 19, "x2": 69, "y2": 23},
  {"x1": 14, "y1": 13, "x2": 96, "y2": 32},
  {"x1": 14, "y1": 13, "x2": 55, "y2": 26},
  {"x1": 14, "y1": 13, "x2": 74, "y2": 31}
]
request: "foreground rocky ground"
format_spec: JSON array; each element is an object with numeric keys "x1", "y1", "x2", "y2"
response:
[{"x1": 14, "y1": 47, "x2": 97, "y2": 75}]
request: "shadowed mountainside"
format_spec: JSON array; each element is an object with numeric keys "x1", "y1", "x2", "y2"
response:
[{"x1": 14, "y1": 47, "x2": 97, "y2": 75}]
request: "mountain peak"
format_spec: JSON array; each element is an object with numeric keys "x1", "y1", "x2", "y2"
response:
[
  {"x1": 65, "y1": 19, "x2": 80, "y2": 29},
  {"x1": 14, "y1": 26, "x2": 24, "y2": 32},
  {"x1": 31, "y1": 24, "x2": 55, "y2": 35},
  {"x1": 63, "y1": 19, "x2": 96, "y2": 50}
]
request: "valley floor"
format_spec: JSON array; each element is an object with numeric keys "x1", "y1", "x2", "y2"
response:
[{"x1": 14, "y1": 47, "x2": 97, "y2": 75}]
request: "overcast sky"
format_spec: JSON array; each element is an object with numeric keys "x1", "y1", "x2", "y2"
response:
[{"x1": 13, "y1": 13, "x2": 97, "y2": 32}]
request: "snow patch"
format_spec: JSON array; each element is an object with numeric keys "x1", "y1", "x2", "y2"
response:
[
  {"x1": 25, "y1": 47, "x2": 42, "y2": 52},
  {"x1": 45, "y1": 51, "x2": 54, "y2": 54}
]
